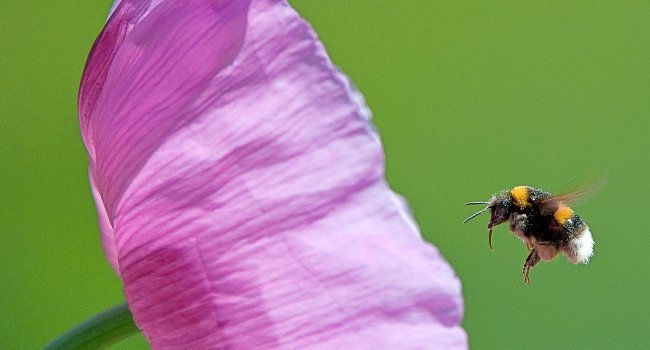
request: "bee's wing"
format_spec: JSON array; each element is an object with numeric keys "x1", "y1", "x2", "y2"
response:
[{"x1": 537, "y1": 179, "x2": 604, "y2": 213}]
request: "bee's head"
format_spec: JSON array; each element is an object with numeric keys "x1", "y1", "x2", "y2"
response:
[
  {"x1": 487, "y1": 194, "x2": 513, "y2": 229},
  {"x1": 464, "y1": 192, "x2": 513, "y2": 226},
  {"x1": 464, "y1": 191, "x2": 514, "y2": 250}
]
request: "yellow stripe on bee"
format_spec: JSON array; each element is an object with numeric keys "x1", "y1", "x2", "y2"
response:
[
  {"x1": 511, "y1": 186, "x2": 529, "y2": 208},
  {"x1": 554, "y1": 205, "x2": 574, "y2": 225}
]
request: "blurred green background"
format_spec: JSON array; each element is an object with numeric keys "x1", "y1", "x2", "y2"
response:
[{"x1": 1, "y1": 1, "x2": 648, "y2": 349}]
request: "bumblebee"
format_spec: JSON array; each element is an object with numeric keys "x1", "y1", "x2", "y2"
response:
[{"x1": 464, "y1": 185, "x2": 595, "y2": 285}]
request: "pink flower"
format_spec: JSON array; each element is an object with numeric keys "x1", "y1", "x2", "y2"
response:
[{"x1": 79, "y1": 0, "x2": 467, "y2": 349}]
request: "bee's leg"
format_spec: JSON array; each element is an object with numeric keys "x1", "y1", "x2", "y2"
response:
[
  {"x1": 535, "y1": 242, "x2": 558, "y2": 261},
  {"x1": 522, "y1": 249, "x2": 541, "y2": 285},
  {"x1": 525, "y1": 242, "x2": 533, "y2": 251}
]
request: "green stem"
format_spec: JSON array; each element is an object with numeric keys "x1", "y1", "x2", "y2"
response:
[{"x1": 44, "y1": 303, "x2": 140, "y2": 350}]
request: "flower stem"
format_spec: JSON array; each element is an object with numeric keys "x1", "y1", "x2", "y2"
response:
[{"x1": 44, "y1": 302, "x2": 140, "y2": 350}]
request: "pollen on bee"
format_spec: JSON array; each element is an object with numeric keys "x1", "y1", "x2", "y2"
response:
[
  {"x1": 511, "y1": 186, "x2": 529, "y2": 208},
  {"x1": 554, "y1": 205, "x2": 574, "y2": 225}
]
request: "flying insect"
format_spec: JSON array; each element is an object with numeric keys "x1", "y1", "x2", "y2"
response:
[{"x1": 464, "y1": 185, "x2": 595, "y2": 285}]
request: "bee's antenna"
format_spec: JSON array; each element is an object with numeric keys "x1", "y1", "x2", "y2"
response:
[
  {"x1": 463, "y1": 205, "x2": 490, "y2": 223},
  {"x1": 465, "y1": 201, "x2": 490, "y2": 205}
]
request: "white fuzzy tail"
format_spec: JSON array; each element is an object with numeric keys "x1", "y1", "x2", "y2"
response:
[{"x1": 566, "y1": 227, "x2": 594, "y2": 264}]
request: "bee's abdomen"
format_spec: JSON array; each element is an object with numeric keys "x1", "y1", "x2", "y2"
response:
[
  {"x1": 553, "y1": 205, "x2": 574, "y2": 225},
  {"x1": 554, "y1": 205, "x2": 586, "y2": 237},
  {"x1": 553, "y1": 207, "x2": 593, "y2": 264},
  {"x1": 563, "y1": 223, "x2": 594, "y2": 264}
]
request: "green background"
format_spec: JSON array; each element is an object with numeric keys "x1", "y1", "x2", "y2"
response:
[{"x1": 1, "y1": 1, "x2": 648, "y2": 349}]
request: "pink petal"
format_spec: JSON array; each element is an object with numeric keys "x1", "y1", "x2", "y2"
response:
[{"x1": 80, "y1": 0, "x2": 467, "y2": 349}]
